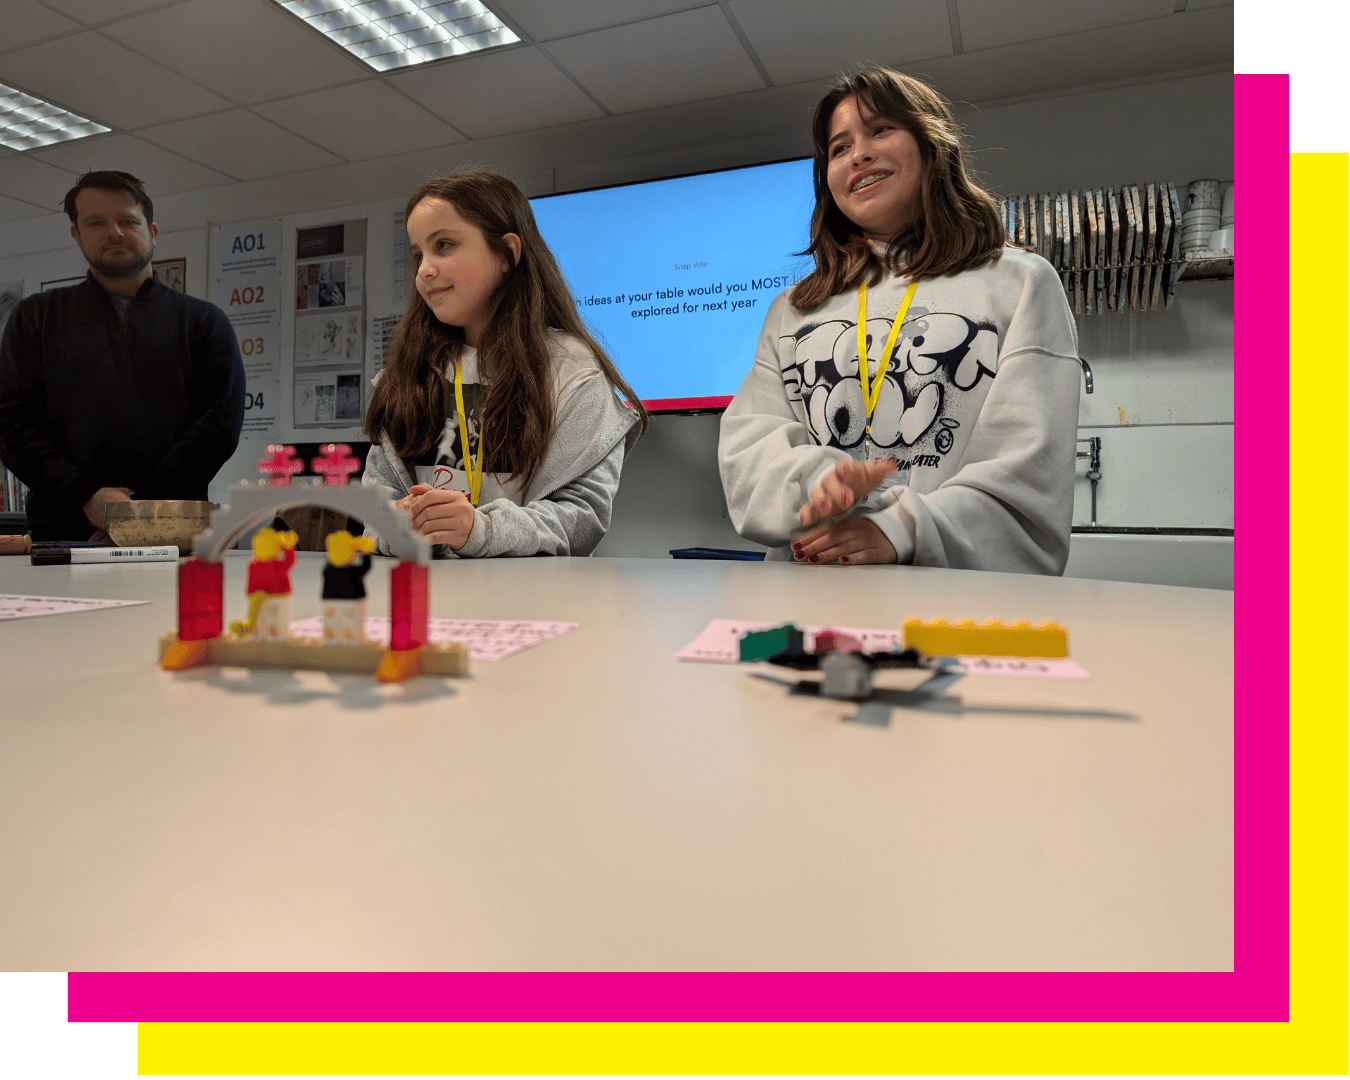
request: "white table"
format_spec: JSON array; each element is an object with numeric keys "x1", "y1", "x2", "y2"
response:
[{"x1": 0, "y1": 554, "x2": 1231, "y2": 972}]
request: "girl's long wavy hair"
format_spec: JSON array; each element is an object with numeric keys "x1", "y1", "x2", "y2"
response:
[
  {"x1": 364, "y1": 171, "x2": 646, "y2": 481},
  {"x1": 790, "y1": 66, "x2": 1006, "y2": 310}
]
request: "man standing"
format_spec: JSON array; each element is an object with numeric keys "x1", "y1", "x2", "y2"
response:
[{"x1": 0, "y1": 171, "x2": 244, "y2": 540}]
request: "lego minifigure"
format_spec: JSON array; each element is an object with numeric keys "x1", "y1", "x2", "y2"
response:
[
  {"x1": 230, "y1": 526, "x2": 298, "y2": 640},
  {"x1": 322, "y1": 531, "x2": 375, "y2": 645}
]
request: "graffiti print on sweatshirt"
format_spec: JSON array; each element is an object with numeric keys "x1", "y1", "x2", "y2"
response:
[
  {"x1": 425, "y1": 382, "x2": 507, "y2": 474},
  {"x1": 428, "y1": 381, "x2": 482, "y2": 471},
  {"x1": 780, "y1": 305, "x2": 999, "y2": 456}
]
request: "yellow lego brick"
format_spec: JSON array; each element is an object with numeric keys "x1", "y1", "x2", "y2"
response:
[{"x1": 902, "y1": 618, "x2": 1068, "y2": 658}]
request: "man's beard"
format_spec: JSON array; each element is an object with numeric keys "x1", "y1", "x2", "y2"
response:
[{"x1": 89, "y1": 243, "x2": 153, "y2": 280}]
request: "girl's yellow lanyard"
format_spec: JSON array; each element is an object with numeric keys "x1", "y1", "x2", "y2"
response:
[
  {"x1": 856, "y1": 279, "x2": 919, "y2": 447},
  {"x1": 453, "y1": 360, "x2": 484, "y2": 506}
]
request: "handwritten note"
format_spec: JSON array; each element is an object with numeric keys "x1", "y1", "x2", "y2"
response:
[
  {"x1": 0, "y1": 594, "x2": 150, "y2": 622},
  {"x1": 947, "y1": 656, "x2": 1090, "y2": 680},
  {"x1": 676, "y1": 618, "x2": 1089, "y2": 679},
  {"x1": 289, "y1": 616, "x2": 579, "y2": 661}
]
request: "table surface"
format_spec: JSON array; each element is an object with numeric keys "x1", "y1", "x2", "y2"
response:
[{"x1": 0, "y1": 554, "x2": 1232, "y2": 972}]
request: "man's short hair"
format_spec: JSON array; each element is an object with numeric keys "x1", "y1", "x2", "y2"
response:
[{"x1": 63, "y1": 171, "x2": 154, "y2": 226}]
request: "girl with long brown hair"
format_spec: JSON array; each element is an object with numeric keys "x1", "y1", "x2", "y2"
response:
[
  {"x1": 363, "y1": 171, "x2": 646, "y2": 557},
  {"x1": 718, "y1": 66, "x2": 1081, "y2": 573}
]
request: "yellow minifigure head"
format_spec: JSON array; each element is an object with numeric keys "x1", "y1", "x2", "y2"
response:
[
  {"x1": 325, "y1": 530, "x2": 375, "y2": 567},
  {"x1": 252, "y1": 527, "x2": 298, "y2": 561}
]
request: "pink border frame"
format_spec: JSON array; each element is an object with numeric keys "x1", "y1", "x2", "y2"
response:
[{"x1": 67, "y1": 74, "x2": 1287, "y2": 1027}]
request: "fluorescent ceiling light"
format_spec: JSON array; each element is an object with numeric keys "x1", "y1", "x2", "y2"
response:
[
  {"x1": 275, "y1": 0, "x2": 519, "y2": 72},
  {"x1": 0, "y1": 83, "x2": 110, "y2": 152}
]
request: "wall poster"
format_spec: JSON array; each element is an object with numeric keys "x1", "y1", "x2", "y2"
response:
[
  {"x1": 214, "y1": 218, "x2": 281, "y2": 441},
  {"x1": 294, "y1": 219, "x2": 366, "y2": 428}
]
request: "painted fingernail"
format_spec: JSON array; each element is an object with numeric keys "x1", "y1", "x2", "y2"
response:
[
  {"x1": 808, "y1": 555, "x2": 819, "y2": 563},
  {"x1": 838, "y1": 556, "x2": 849, "y2": 564}
]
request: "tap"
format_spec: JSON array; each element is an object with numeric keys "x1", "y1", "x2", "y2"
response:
[
  {"x1": 1078, "y1": 356, "x2": 1094, "y2": 394},
  {"x1": 1076, "y1": 436, "x2": 1102, "y2": 525}
]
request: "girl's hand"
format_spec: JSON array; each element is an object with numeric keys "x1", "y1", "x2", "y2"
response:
[
  {"x1": 402, "y1": 483, "x2": 476, "y2": 550},
  {"x1": 791, "y1": 518, "x2": 897, "y2": 565},
  {"x1": 799, "y1": 457, "x2": 898, "y2": 527}
]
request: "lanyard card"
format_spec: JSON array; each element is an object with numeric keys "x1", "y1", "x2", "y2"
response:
[
  {"x1": 415, "y1": 464, "x2": 471, "y2": 495},
  {"x1": 859, "y1": 440, "x2": 907, "y2": 508}
]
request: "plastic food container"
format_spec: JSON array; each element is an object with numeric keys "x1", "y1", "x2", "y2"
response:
[{"x1": 104, "y1": 500, "x2": 213, "y2": 554}]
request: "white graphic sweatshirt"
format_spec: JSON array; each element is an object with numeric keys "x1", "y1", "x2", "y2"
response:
[{"x1": 718, "y1": 246, "x2": 1081, "y2": 573}]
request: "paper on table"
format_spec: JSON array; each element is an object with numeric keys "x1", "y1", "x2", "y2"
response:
[
  {"x1": 289, "y1": 616, "x2": 579, "y2": 661},
  {"x1": 676, "y1": 618, "x2": 1090, "y2": 679},
  {"x1": 0, "y1": 594, "x2": 150, "y2": 622}
]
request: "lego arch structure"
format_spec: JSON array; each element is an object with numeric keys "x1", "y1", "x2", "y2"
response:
[{"x1": 191, "y1": 478, "x2": 430, "y2": 564}]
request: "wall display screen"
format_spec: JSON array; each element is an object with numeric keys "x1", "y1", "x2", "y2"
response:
[{"x1": 531, "y1": 158, "x2": 815, "y2": 412}]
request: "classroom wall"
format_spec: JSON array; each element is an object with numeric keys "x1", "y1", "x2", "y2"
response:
[{"x1": 0, "y1": 69, "x2": 1233, "y2": 551}]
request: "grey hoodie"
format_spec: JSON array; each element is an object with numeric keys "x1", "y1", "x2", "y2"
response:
[{"x1": 364, "y1": 330, "x2": 640, "y2": 557}]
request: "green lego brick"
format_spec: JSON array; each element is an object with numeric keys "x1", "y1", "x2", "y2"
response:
[{"x1": 738, "y1": 624, "x2": 803, "y2": 662}]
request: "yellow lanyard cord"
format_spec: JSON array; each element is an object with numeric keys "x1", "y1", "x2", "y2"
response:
[
  {"x1": 453, "y1": 360, "x2": 484, "y2": 507},
  {"x1": 857, "y1": 279, "x2": 918, "y2": 434}
]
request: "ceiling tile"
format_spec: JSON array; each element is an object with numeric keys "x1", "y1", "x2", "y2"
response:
[
  {"x1": 2, "y1": 0, "x2": 80, "y2": 49},
  {"x1": 137, "y1": 109, "x2": 342, "y2": 181},
  {"x1": 0, "y1": 192, "x2": 52, "y2": 225},
  {"x1": 38, "y1": 0, "x2": 177, "y2": 22},
  {"x1": 388, "y1": 47, "x2": 602, "y2": 138},
  {"x1": 912, "y1": 8, "x2": 1232, "y2": 107},
  {"x1": 956, "y1": 0, "x2": 1178, "y2": 52},
  {"x1": 546, "y1": 7, "x2": 763, "y2": 114},
  {"x1": 493, "y1": 0, "x2": 706, "y2": 41},
  {"x1": 253, "y1": 81, "x2": 464, "y2": 161},
  {"x1": 33, "y1": 133, "x2": 233, "y2": 196},
  {"x1": 729, "y1": 0, "x2": 953, "y2": 85},
  {"x1": 0, "y1": 33, "x2": 231, "y2": 128},
  {"x1": 0, "y1": 155, "x2": 79, "y2": 212},
  {"x1": 100, "y1": 0, "x2": 367, "y2": 106}
]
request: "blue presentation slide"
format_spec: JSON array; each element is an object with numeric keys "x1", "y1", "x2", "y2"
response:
[{"x1": 531, "y1": 158, "x2": 815, "y2": 406}]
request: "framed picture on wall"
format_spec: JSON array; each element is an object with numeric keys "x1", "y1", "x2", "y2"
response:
[{"x1": 152, "y1": 257, "x2": 186, "y2": 292}]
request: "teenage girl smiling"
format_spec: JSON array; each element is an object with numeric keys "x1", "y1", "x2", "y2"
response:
[
  {"x1": 363, "y1": 172, "x2": 646, "y2": 557},
  {"x1": 719, "y1": 66, "x2": 1081, "y2": 573}
]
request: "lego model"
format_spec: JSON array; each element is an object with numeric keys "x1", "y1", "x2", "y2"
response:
[
  {"x1": 158, "y1": 445, "x2": 468, "y2": 682},
  {"x1": 738, "y1": 624, "x2": 923, "y2": 700},
  {"x1": 739, "y1": 619, "x2": 1069, "y2": 700}
]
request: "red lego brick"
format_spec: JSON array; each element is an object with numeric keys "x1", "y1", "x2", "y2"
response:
[
  {"x1": 389, "y1": 561, "x2": 428, "y2": 652},
  {"x1": 178, "y1": 558, "x2": 223, "y2": 641}
]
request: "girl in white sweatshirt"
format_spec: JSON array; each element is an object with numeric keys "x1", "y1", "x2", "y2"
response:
[{"x1": 718, "y1": 67, "x2": 1080, "y2": 573}]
